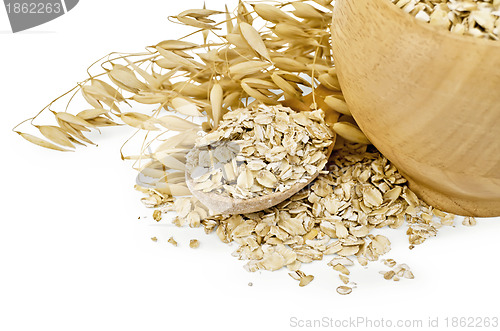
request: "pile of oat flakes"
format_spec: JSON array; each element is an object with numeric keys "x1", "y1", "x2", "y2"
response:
[
  {"x1": 185, "y1": 104, "x2": 333, "y2": 199},
  {"x1": 392, "y1": 0, "x2": 500, "y2": 40},
  {"x1": 151, "y1": 137, "x2": 471, "y2": 295}
]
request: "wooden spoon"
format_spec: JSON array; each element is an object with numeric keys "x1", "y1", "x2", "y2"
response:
[{"x1": 185, "y1": 142, "x2": 334, "y2": 215}]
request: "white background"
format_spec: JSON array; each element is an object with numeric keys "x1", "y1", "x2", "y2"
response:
[{"x1": 0, "y1": 1, "x2": 499, "y2": 330}]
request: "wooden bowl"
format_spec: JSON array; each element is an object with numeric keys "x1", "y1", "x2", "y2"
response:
[{"x1": 331, "y1": 0, "x2": 500, "y2": 217}]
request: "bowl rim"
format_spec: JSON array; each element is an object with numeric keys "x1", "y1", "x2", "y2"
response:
[{"x1": 375, "y1": 0, "x2": 500, "y2": 49}]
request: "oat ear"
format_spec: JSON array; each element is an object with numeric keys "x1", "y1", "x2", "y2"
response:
[
  {"x1": 210, "y1": 83, "x2": 224, "y2": 126},
  {"x1": 239, "y1": 22, "x2": 271, "y2": 61},
  {"x1": 17, "y1": 132, "x2": 72, "y2": 152}
]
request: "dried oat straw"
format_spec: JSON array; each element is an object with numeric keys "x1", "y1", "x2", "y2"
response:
[
  {"x1": 186, "y1": 104, "x2": 333, "y2": 199},
  {"x1": 16, "y1": 0, "x2": 341, "y2": 157},
  {"x1": 391, "y1": 0, "x2": 500, "y2": 40}
]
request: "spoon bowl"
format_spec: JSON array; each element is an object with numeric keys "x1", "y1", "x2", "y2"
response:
[{"x1": 185, "y1": 143, "x2": 334, "y2": 214}]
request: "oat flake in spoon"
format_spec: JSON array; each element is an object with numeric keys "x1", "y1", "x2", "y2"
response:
[{"x1": 185, "y1": 103, "x2": 334, "y2": 214}]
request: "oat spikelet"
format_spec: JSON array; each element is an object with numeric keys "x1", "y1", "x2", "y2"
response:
[
  {"x1": 239, "y1": 22, "x2": 271, "y2": 61},
  {"x1": 210, "y1": 83, "x2": 224, "y2": 127},
  {"x1": 16, "y1": 132, "x2": 72, "y2": 152}
]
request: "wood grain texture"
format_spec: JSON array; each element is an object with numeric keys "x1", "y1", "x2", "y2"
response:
[{"x1": 331, "y1": 0, "x2": 500, "y2": 216}]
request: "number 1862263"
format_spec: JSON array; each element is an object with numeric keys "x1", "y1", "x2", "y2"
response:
[
  {"x1": 6, "y1": 2, "x2": 62, "y2": 14},
  {"x1": 444, "y1": 317, "x2": 499, "y2": 328}
]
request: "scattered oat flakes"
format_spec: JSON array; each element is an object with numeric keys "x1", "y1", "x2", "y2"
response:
[
  {"x1": 404, "y1": 270, "x2": 415, "y2": 279},
  {"x1": 381, "y1": 262, "x2": 414, "y2": 281},
  {"x1": 189, "y1": 142, "x2": 454, "y2": 283},
  {"x1": 289, "y1": 270, "x2": 314, "y2": 287},
  {"x1": 336, "y1": 285, "x2": 352, "y2": 295},
  {"x1": 382, "y1": 258, "x2": 397, "y2": 268},
  {"x1": 153, "y1": 210, "x2": 162, "y2": 222},
  {"x1": 151, "y1": 237, "x2": 158, "y2": 242},
  {"x1": 384, "y1": 270, "x2": 395, "y2": 280},
  {"x1": 189, "y1": 239, "x2": 200, "y2": 248},
  {"x1": 168, "y1": 237, "x2": 178, "y2": 247},
  {"x1": 299, "y1": 275, "x2": 315, "y2": 287},
  {"x1": 339, "y1": 274, "x2": 350, "y2": 284},
  {"x1": 328, "y1": 256, "x2": 354, "y2": 267},
  {"x1": 462, "y1": 216, "x2": 477, "y2": 226},
  {"x1": 332, "y1": 263, "x2": 350, "y2": 275}
]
